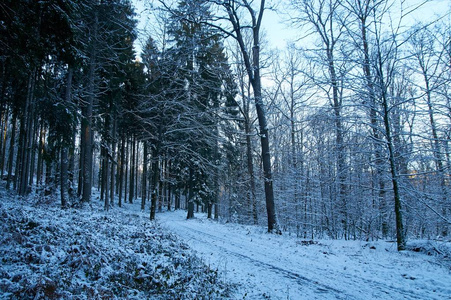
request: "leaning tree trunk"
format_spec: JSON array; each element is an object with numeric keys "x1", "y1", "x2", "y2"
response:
[
  {"x1": 252, "y1": 57, "x2": 278, "y2": 233},
  {"x1": 361, "y1": 14, "x2": 389, "y2": 237},
  {"x1": 381, "y1": 84, "x2": 406, "y2": 250}
]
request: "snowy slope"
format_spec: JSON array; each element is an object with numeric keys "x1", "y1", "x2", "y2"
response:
[
  {"x1": 158, "y1": 210, "x2": 451, "y2": 300},
  {"x1": 0, "y1": 190, "x2": 231, "y2": 299}
]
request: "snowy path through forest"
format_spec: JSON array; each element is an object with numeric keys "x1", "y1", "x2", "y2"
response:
[{"x1": 158, "y1": 210, "x2": 451, "y2": 300}]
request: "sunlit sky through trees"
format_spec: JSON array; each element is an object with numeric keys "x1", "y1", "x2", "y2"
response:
[{"x1": 131, "y1": 0, "x2": 450, "y2": 60}]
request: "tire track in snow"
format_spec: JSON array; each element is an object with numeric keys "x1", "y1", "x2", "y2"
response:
[
  {"x1": 181, "y1": 225, "x2": 347, "y2": 298},
  {"x1": 158, "y1": 213, "x2": 437, "y2": 300},
  {"x1": 160, "y1": 215, "x2": 350, "y2": 299}
]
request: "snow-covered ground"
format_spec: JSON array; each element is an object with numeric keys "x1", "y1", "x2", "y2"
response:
[
  {"x1": 1, "y1": 185, "x2": 450, "y2": 300},
  {"x1": 158, "y1": 210, "x2": 451, "y2": 300},
  {"x1": 0, "y1": 189, "x2": 230, "y2": 299}
]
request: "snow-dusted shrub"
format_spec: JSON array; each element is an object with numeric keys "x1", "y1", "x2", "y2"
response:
[{"x1": 0, "y1": 192, "x2": 231, "y2": 299}]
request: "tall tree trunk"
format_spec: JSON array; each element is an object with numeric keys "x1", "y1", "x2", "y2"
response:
[
  {"x1": 129, "y1": 136, "x2": 135, "y2": 203},
  {"x1": 68, "y1": 121, "x2": 76, "y2": 197},
  {"x1": 422, "y1": 70, "x2": 448, "y2": 236},
  {"x1": 252, "y1": 61, "x2": 278, "y2": 233},
  {"x1": 15, "y1": 113, "x2": 26, "y2": 191},
  {"x1": 103, "y1": 145, "x2": 110, "y2": 210},
  {"x1": 150, "y1": 146, "x2": 160, "y2": 220},
  {"x1": 166, "y1": 159, "x2": 171, "y2": 211},
  {"x1": 36, "y1": 122, "x2": 45, "y2": 186},
  {"x1": 61, "y1": 147, "x2": 68, "y2": 207},
  {"x1": 187, "y1": 167, "x2": 195, "y2": 219},
  {"x1": 28, "y1": 110, "x2": 39, "y2": 187},
  {"x1": 118, "y1": 134, "x2": 126, "y2": 207},
  {"x1": 81, "y1": 10, "x2": 98, "y2": 203},
  {"x1": 45, "y1": 156, "x2": 52, "y2": 188},
  {"x1": 77, "y1": 127, "x2": 84, "y2": 198},
  {"x1": 243, "y1": 84, "x2": 258, "y2": 224},
  {"x1": 326, "y1": 45, "x2": 348, "y2": 239},
  {"x1": 381, "y1": 89, "x2": 406, "y2": 250},
  {"x1": 141, "y1": 141, "x2": 147, "y2": 210},
  {"x1": 291, "y1": 107, "x2": 301, "y2": 235},
  {"x1": 0, "y1": 73, "x2": 6, "y2": 178},
  {"x1": 100, "y1": 146, "x2": 106, "y2": 200},
  {"x1": 358, "y1": 11, "x2": 389, "y2": 238},
  {"x1": 81, "y1": 65, "x2": 95, "y2": 202},
  {"x1": 0, "y1": 106, "x2": 8, "y2": 178},
  {"x1": 135, "y1": 141, "x2": 139, "y2": 201},
  {"x1": 158, "y1": 156, "x2": 166, "y2": 212},
  {"x1": 6, "y1": 112, "x2": 17, "y2": 190},
  {"x1": 167, "y1": 181, "x2": 172, "y2": 211},
  {"x1": 207, "y1": 202, "x2": 213, "y2": 219},
  {"x1": 124, "y1": 137, "x2": 129, "y2": 203},
  {"x1": 60, "y1": 68, "x2": 72, "y2": 208},
  {"x1": 19, "y1": 70, "x2": 37, "y2": 195},
  {"x1": 81, "y1": 62, "x2": 94, "y2": 203},
  {"x1": 175, "y1": 190, "x2": 180, "y2": 210},
  {"x1": 224, "y1": 0, "x2": 279, "y2": 232},
  {"x1": 110, "y1": 116, "x2": 117, "y2": 206}
]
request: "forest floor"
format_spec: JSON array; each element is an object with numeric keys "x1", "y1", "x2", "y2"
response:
[
  {"x1": 159, "y1": 210, "x2": 451, "y2": 300},
  {"x1": 0, "y1": 188, "x2": 231, "y2": 299}
]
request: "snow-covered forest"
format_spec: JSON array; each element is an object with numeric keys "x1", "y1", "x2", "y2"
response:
[{"x1": 1, "y1": 0, "x2": 451, "y2": 298}]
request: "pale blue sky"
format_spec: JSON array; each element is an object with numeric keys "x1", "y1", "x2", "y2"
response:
[{"x1": 131, "y1": 0, "x2": 450, "y2": 56}]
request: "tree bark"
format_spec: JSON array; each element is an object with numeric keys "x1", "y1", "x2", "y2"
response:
[
  {"x1": 110, "y1": 116, "x2": 117, "y2": 206},
  {"x1": 36, "y1": 122, "x2": 45, "y2": 186},
  {"x1": 150, "y1": 147, "x2": 160, "y2": 220},
  {"x1": 129, "y1": 136, "x2": 135, "y2": 203},
  {"x1": 124, "y1": 137, "x2": 129, "y2": 203},
  {"x1": 381, "y1": 90, "x2": 406, "y2": 250},
  {"x1": 77, "y1": 129, "x2": 84, "y2": 198},
  {"x1": 118, "y1": 134, "x2": 126, "y2": 207},
  {"x1": 0, "y1": 106, "x2": 8, "y2": 178},
  {"x1": 60, "y1": 68, "x2": 72, "y2": 208},
  {"x1": 6, "y1": 112, "x2": 17, "y2": 190},
  {"x1": 102, "y1": 145, "x2": 110, "y2": 210},
  {"x1": 142, "y1": 141, "x2": 148, "y2": 210},
  {"x1": 350, "y1": 2, "x2": 389, "y2": 238},
  {"x1": 223, "y1": 0, "x2": 279, "y2": 232},
  {"x1": 243, "y1": 82, "x2": 258, "y2": 224},
  {"x1": 61, "y1": 147, "x2": 68, "y2": 208},
  {"x1": 187, "y1": 167, "x2": 195, "y2": 219},
  {"x1": 81, "y1": 9, "x2": 98, "y2": 203},
  {"x1": 166, "y1": 159, "x2": 171, "y2": 211},
  {"x1": 19, "y1": 69, "x2": 37, "y2": 196}
]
